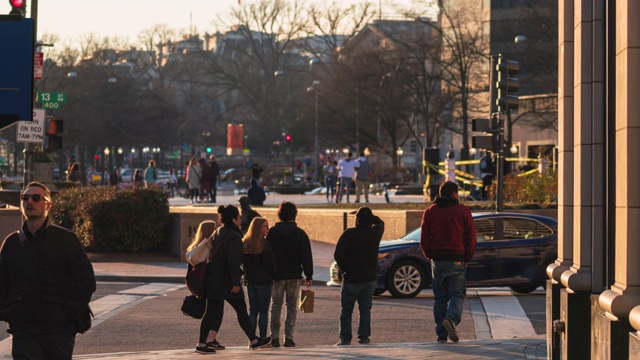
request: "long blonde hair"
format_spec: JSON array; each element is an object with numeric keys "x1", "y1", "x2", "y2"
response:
[
  {"x1": 187, "y1": 220, "x2": 217, "y2": 252},
  {"x1": 242, "y1": 217, "x2": 267, "y2": 255}
]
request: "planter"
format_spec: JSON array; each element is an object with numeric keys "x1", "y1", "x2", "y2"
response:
[{"x1": 33, "y1": 162, "x2": 55, "y2": 183}]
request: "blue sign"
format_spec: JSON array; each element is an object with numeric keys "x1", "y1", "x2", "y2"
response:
[{"x1": 0, "y1": 16, "x2": 35, "y2": 129}]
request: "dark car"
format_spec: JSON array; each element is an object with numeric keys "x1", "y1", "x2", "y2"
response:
[{"x1": 328, "y1": 212, "x2": 557, "y2": 298}]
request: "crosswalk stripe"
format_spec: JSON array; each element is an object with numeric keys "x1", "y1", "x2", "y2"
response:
[{"x1": 480, "y1": 294, "x2": 537, "y2": 339}]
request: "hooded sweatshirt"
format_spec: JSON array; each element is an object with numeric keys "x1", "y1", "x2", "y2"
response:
[
  {"x1": 419, "y1": 196, "x2": 476, "y2": 263},
  {"x1": 266, "y1": 222, "x2": 314, "y2": 281}
]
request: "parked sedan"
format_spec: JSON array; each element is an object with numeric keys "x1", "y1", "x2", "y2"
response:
[{"x1": 328, "y1": 212, "x2": 557, "y2": 298}]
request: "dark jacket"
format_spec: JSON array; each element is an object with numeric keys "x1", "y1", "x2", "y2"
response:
[
  {"x1": 334, "y1": 216, "x2": 384, "y2": 283},
  {"x1": 205, "y1": 224, "x2": 245, "y2": 300},
  {"x1": 420, "y1": 196, "x2": 476, "y2": 263},
  {"x1": 247, "y1": 178, "x2": 266, "y2": 206},
  {"x1": 242, "y1": 242, "x2": 276, "y2": 286},
  {"x1": 209, "y1": 161, "x2": 220, "y2": 180},
  {"x1": 0, "y1": 219, "x2": 96, "y2": 333},
  {"x1": 240, "y1": 206, "x2": 261, "y2": 233},
  {"x1": 266, "y1": 222, "x2": 313, "y2": 281}
]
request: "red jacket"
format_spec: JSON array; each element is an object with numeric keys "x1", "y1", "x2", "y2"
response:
[{"x1": 420, "y1": 197, "x2": 476, "y2": 263}]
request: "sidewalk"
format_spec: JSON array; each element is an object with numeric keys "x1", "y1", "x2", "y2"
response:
[{"x1": 74, "y1": 338, "x2": 547, "y2": 359}]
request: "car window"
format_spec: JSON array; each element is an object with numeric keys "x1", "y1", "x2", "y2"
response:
[
  {"x1": 502, "y1": 217, "x2": 553, "y2": 240},
  {"x1": 474, "y1": 218, "x2": 495, "y2": 242},
  {"x1": 401, "y1": 228, "x2": 422, "y2": 241}
]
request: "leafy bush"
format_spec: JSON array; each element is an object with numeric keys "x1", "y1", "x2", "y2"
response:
[
  {"x1": 50, "y1": 186, "x2": 170, "y2": 252},
  {"x1": 503, "y1": 171, "x2": 557, "y2": 205}
]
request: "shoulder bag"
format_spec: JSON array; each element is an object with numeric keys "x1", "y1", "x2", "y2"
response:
[
  {"x1": 186, "y1": 237, "x2": 212, "y2": 267},
  {"x1": 185, "y1": 231, "x2": 228, "y2": 298}
]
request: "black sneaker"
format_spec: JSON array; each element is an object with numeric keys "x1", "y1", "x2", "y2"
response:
[
  {"x1": 250, "y1": 337, "x2": 272, "y2": 350},
  {"x1": 195, "y1": 344, "x2": 216, "y2": 354},
  {"x1": 271, "y1": 338, "x2": 280, "y2": 347},
  {"x1": 334, "y1": 340, "x2": 351, "y2": 346},
  {"x1": 437, "y1": 335, "x2": 448, "y2": 343},
  {"x1": 358, "y1": 338, "x2": 370, "y2": 344},
  {"x1": 206, "y1": 340, "x2": 225, "y2": 350},
  {"x1": 283, "y1": 338, "x2": 296, "y2": 347},
  {"x1": 443, "y1": 318, "x2": 459, "y2": 342}
]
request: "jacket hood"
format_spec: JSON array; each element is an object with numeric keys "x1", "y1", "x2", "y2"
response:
[
  {"x1": 434, "y1": 196, "x2": 459, "y2": 208},
  {"x1": 272, "y1": 221, "x2": 298, "y2": 236}
]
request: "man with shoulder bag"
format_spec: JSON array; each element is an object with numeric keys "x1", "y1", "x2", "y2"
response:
[{"x1": 0, "y1": 182, "x2": 96, "y2": 359}]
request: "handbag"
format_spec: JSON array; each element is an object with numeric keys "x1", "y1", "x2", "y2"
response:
[
  {"x1": 181, "y1": 295, "x2": 206, "y2": 319},
  {"x1": 185, "y1": 230, "x2": 228, "y2": 298},
  {"x1": 299, "y1": 288, "x2": 315, "y2": 313},
  {"x1": 186, "y1": 237, "x2": 212, "y2": 267}
]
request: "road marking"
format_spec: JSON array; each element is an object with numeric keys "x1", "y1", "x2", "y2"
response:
[
  {"x1": 469, "y1": 297, "x2": 492, "y2": 340},
  {"x1": 480, "y1": 294, "x2": 537, "y2": 339},
  {"x1": 0, "y1": 283, "x2": 184, "y2": 357}
]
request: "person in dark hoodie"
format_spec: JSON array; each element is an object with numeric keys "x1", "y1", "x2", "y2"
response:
[
  {"x1": 266, "y1": 201, "x2": 313, "y2": 348},
  {"x1": 333, "y1": 207, "x2": 384, "y2": 346},
  {"x1": 420, "y1": 181, "x2": 476, "y2": 344}
]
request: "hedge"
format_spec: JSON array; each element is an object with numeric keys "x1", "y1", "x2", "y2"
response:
[{"x1": 50, "y1": 186, "x2": 171, "y2": 252}]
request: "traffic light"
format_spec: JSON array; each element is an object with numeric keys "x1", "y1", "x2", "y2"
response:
[
  {"x1": 44, "y1": 119, "x2": 63, "y2": 151},
  {"x1": 471, "y1": 116, "x2": 498, "y2": 152},
  {"x1": 496, "y1": 55, "x2": 519, "y2": 113},
  {"x1": 285, "y1": 134, "x2": 292, "y2": 143},
  {"x1": 8, "y1": 0, "x2": 26, "y2": 16},
  {"x1": 206, "y1": 146, "x2": 212, "y2": 153},
  {"x1": 94, "y1": 154, "x2": 100, "y2": 162}
]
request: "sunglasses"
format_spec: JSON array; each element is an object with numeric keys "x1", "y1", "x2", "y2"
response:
[{"x1": 20, "y1": 194, "x2": 49, "y2": 202}]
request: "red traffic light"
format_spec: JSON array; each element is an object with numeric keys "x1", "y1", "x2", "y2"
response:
[
  {"x1": 9, "y1": 0, "x2": 24, "y2": 6},
  {"x1": 8, "y1": 0, "x2": 26, "y2": 16},
  {"x1": 285, "y1": 134, "x2": 292, "y2": 142},
  {"x1": 94, "y1": 154, "x2": 100, "y2": 161}
]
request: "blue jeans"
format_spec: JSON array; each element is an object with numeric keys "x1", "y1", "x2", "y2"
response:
[
  {"x1": 270, "y1": 279, "x2": 300, "y2": 340},
  {"x1": 325, "y1": 177, "x2": 336, "y2": 200},
  {"x1": 247, "y1": 285, "x2": 272, "y2": 337},
  {"x1": 339, "y1": 281, "x2": 376, "y2": 342},
  {"x1": 338, "y1": 177, "x2": 353, "y2": 202},
  {"x1": 431, "y1": 260, "x2": 466, "y2": 338}
]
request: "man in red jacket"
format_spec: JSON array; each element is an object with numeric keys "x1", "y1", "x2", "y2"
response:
[{"x1": 420, "y1": 181, "x2": 476, "y2": 343}]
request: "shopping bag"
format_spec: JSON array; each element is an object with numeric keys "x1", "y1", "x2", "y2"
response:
[
  {"x1": 186, "y1": 238, "x2": 212, "y2": 267},
  {"x1": 181, "y1": 295, "x2": 206, "y2": 319},
  {"x1": 299, "y1": 289, "x2": 315, "y2": 313}
]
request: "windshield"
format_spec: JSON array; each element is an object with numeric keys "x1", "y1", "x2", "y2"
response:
[{"x1": 401, "y1": 227, "x2": 421, "y2": 241}]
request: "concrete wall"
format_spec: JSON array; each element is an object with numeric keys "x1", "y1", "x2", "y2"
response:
[{"x1": 0, "y1": 209, "x2": 21, "y2": 240}]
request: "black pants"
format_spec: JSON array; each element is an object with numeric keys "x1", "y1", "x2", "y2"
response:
[
  {"x1": 10, "y1": 327, "x2": 76, "y2": 360},
  {"x1": 481, "y1": 175, "x2": 493, "y2": 200},
  {"x1": 210, "y1": 177, "x2": 218, "y2": 202},
  {"x1": 199, "y1": 297, "x2": 256, "y2": 343}
]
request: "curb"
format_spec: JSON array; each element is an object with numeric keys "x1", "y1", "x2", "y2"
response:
[{"x1": 95, "y1": 274, "x2": 328, "y2": 286}]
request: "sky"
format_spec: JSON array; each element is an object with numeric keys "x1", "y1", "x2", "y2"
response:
[{"x1": 1, "y1": 0, "x2": 432, "y2": 42}]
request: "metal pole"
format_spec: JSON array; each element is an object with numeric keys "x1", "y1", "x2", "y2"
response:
[
  {"x1": 496, "y1": 112, "x2": 505, "y2": 212},
  {"x1": 355, "y1": 81, "x2": 359, "y2": 154},
  {"x1": 314, "y1": 91, "x2": 318, "y2": 183}
]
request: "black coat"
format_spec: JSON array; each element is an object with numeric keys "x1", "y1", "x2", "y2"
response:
[
  {"x1": 266, "y1": 222, "x2": 313, "y2": 281},
  {"x1": 242, "y1": 242, "x2": 276, "y2": 286},
  {"x1": 334, "y1": 216, "x2": 385, "y2": 283},
  {"x1": 0, "y1": 220, "x2": 96, "y2": 333},
  {"x1": 205, "y1": 224, "x2": 244, "y2": 300}
]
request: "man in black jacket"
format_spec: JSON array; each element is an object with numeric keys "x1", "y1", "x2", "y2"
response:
[
  {"x1": 0, "y1": 182, "x2": 96, "y2": 359},
  {"x1": 208, "y1": 155, "x2": 220, "y2": 203},
  {"x1": 334, "y1": 207, "x2": 384, "y2": 346},
  {"x1": 266, "y1": 201, "x2": 313, "y2": 348}
]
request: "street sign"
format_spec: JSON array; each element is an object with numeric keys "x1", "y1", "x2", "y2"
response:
[
  {"x1": 37, "y1": 91, "x2": 67, "y2": 109},
  {"x1": 34, "y1": 52, "x2": 43, "y2": 80},
  {"x1": 16, "y1": 109, "x2": 45, "y2": 144},
  {"x1": 0, "y1": 16, "x2": 35, "y2": 128}
]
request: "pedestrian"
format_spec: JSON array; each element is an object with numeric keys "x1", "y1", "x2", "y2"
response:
[
  {"x1": 242, "y1": 217, "x2": 276, "y2": 339},
  {"x1": 337, "y1": 152, "x2": 356, "y2": 203},
  {"x1": 144, "y1": 160, "x2": 158, "y2": 187},
  {"x1": 323, "y1": 157, "x2": 337, "y2": 203},
  {"x1": 251, "y1": 163, "x2": 263, "y2": 184},
  {"x1": 196, "y1": 205, "x2": 271, "y2": 353},
  {"x1": 86, "y1": 166, "x2": 97, "y2": 187},
  {"x1": 109, "y1": 166, "x2": 119, "y2": 187},
  {"x1": 0, "y1": 181, "x2": 96, "y2": 359},
  {"x1": 479, "y1": 151, "x2": 494, "y2": 200},
  {"x1": 186, "y1": 157, "x2": 201, "y2": 204},
  {"x1": 169, "y1": 169, "x2": 178, "y2": 198},
  {"x1": 198, "y1": 158, "x2": 211, "y2": 202},
  {"x1": 67, "y1": 162, "x2": 81, "y2": 183},
  {"x1": 133, "y1": 169, "x2": 144, "y2": 189},
  {"x1": 247, "y1": 178, "x2": 266, "y2": 206},
  {"x1": 420, "y1": 181, "x2": 476, "y2": 343},
  {"x1": 267, "y1": 201, "x2": 313, "y2": 348},
  {"x1": 354, "y1": 152, "x2": 371, "y2": 203},
  {"x1": 209, "y1": 155, "x2": 220, "y2": 203},
  {"x1": 238, "y1": 196, "x2": 260, "y2": 234},
  {"x1": 333, "y1": 206, "x2": 385, "y2": 346},
  {"x1": 186, "y1": 220, "x2": 226, "y2": 352}
]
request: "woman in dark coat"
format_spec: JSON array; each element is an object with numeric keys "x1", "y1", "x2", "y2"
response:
[{"x1": 195, "y1": 205, "x2": 271, "y2": 354}]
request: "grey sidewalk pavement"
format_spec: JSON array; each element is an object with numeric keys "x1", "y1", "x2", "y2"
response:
[{"x1": 74, "y1": 338, "x2": 547, "y2": 359}]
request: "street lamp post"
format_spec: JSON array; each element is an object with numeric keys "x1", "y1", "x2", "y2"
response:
[{"x1": 307, "y1": 81, "x2": 320, "y2": 183}]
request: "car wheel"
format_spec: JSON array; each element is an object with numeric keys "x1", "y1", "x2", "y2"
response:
[
  {"x1": 509, "y1": 283, "x2": 541, "y2": 294},
  {"x1": 386, "y1": 260, "x2": 426, "y2": 298},
  {"x1": 373, "y1": 288, "x2": 386, "y2": 296}
]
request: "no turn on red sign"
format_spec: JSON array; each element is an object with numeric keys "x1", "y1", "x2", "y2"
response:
[{"x1": 17, "y1": 109, "x2": 45, "y2": 143}]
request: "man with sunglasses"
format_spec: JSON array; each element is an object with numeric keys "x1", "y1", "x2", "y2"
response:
[{"x1": 0, "y1": 182, "x2": 96, "y2": 359}]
